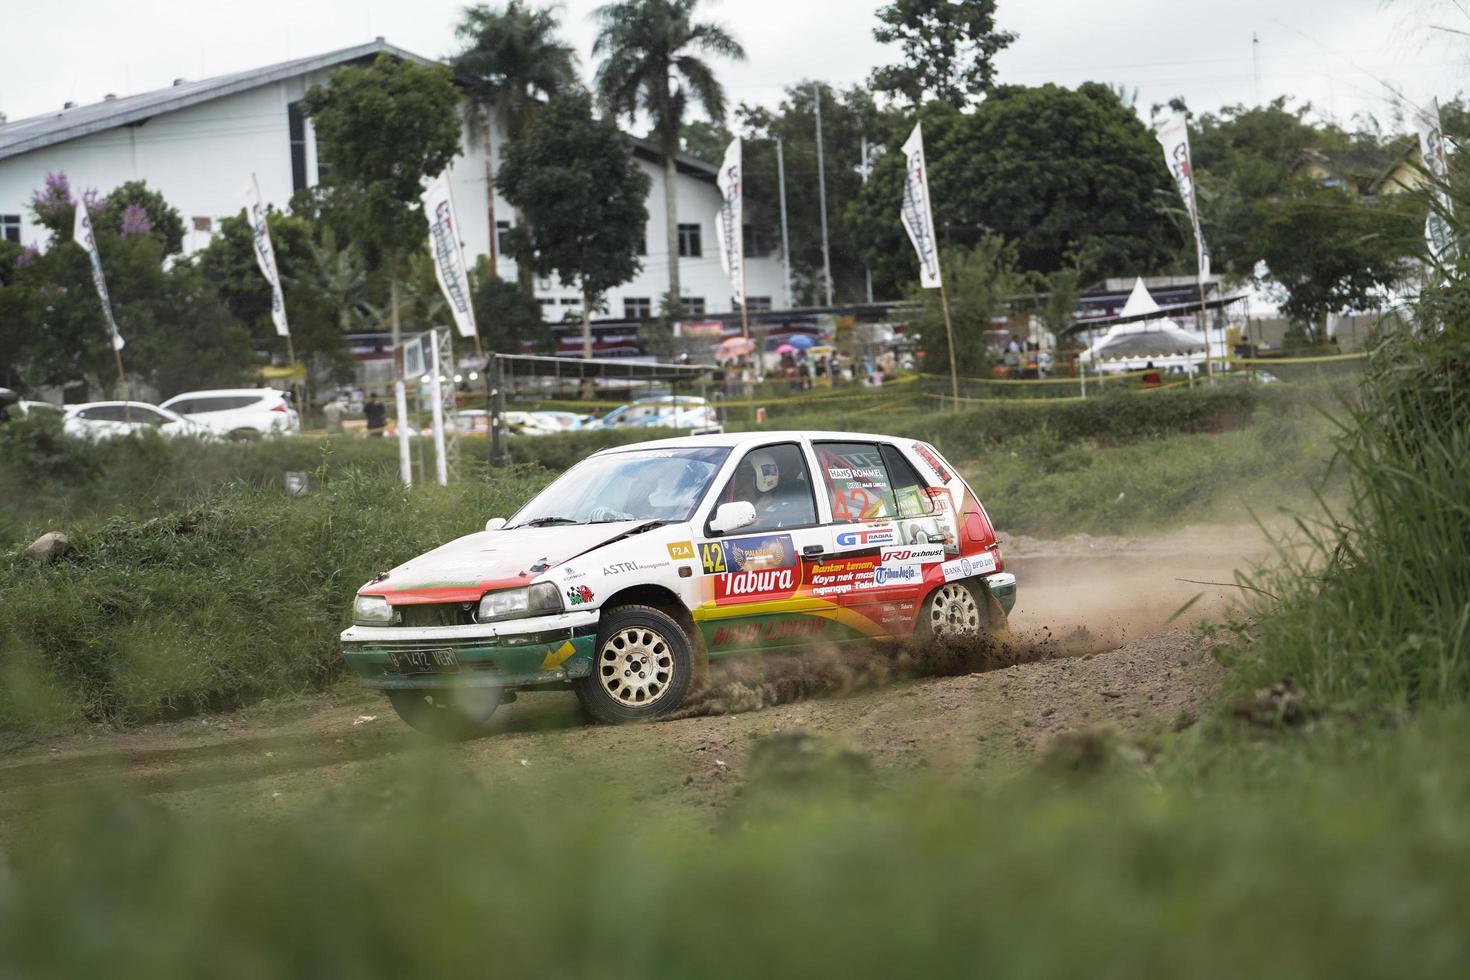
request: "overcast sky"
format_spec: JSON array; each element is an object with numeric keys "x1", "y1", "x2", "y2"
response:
[{"x1": 2, "y1": 0, "x2": 1465, "y2": 130}]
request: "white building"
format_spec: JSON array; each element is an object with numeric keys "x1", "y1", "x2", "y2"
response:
[{"x1": 0, "y1": 38, "x2": 788, "y2": 322}]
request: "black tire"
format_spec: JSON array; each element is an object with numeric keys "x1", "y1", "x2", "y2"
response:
[
  {"x1": 228, "y1": 428, "x2": 260, "y2": 443},
  {"x1": 573, "y1": 605, "x2": 693, "y2": 724},
  {"x1": 386, "y1": 687, "x2": 502, "y2": 740},
  {"x1": 916, "y1": 579, "x2": 986, "y2": 640}
]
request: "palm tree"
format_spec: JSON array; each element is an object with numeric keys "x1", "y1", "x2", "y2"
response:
[
  {"x1": 453, "y1": 2, "x2": 579, "y2": 291},
  {"x1": 593, "y1": 0, "x2": 744, "y2": 310}
]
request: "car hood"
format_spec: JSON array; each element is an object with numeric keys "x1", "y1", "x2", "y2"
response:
[{"x1": 363, "y1": 520, "x2": 654, "y2": 604}]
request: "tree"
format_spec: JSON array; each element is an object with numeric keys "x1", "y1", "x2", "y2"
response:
[
  {"x1": 471, "y1": 257, "x2": 551, "y2": 353},
  {"x1": 453, "y1": 1, "x2": 579, "y2": 292},
  {"x1": 594, "y1": 0, "x2": 744, "y2": 311},
  {"x1": 738, "y1": 82, "x2": 900, "y2": 304},
  {"x1": 849, "y1": 85, "x2": 1178, "y2": 296},
  {"x1": 869, "y1": 0, "x2": 1016, "y2": 109},
  {"x1": 302, "y1": 54, "x2": 463, "y2": 264},
  {"x1": 911, "y1": 236, "x2": 1023, "y2": 379},
  {"x1": 497, "y1": 93, "x2": 651, "y2": 357},
  {"x1": 1252, "y1": 188, "x2": 1420, "y2": 338}
]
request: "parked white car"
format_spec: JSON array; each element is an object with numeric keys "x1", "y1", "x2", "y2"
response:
[
  {"x1": 342, "y1": 430, "x2": 1017, "y2": 736},
  {"x1": 587, "y1": 396, "x2": 718, "y2": 430},
  {"x1": 63, "y1": 402, "x2": 214, "y2": 441},
  {"x1": 160, "y1": 388, "x2": 299, "y2": 440}
]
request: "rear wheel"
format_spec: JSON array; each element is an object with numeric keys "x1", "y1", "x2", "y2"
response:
[
  {"x1": 919, "y1": 580, "x2": 984, "y2": 638},
  {"x1": 574, "y1": 605, "x2": 692, "y2": 724},
  {"x1": 386, "y1": 687, "x2": 502, "y2": 740}
]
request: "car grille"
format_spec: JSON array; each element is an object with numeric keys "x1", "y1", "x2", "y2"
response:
[{"x1": 396, "y1": 602, "x2": 478, "y2": 628}]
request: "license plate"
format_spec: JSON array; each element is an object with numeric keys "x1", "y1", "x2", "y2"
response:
[{"x1": 387, "y1": 648, "x2": 460, "y2": 675}]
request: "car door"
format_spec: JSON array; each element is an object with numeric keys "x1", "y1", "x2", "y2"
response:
[
  {"x1": 693, "y1": 440, "x2": 836, "y2": 654},
  {"x1": 811, "y1": 440, "x2": 944, "y2": 637}
]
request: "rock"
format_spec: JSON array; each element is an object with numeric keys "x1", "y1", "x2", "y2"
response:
[{"x1": 23, "y1": 531, "x2": 69, "y2": 563}]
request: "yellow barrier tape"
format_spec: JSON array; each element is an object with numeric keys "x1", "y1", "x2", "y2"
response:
[
  {"x1": 919, "y1": 369, "x2": 1154, "y2": 386},
  {"x1": 1222, "y1": 352, "x2": 1367, "y2": 366},
  {"x1": 927, "y1": 392, "x2": 1088, "y2": 406}
]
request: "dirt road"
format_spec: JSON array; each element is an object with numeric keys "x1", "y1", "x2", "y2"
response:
[{"x1": 0, "y1": 525, "x2": 1270, "y2": 822}]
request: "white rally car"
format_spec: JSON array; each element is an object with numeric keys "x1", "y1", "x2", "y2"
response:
[{"x1": 341, "y1": 431, "x2": 1017, "y2": 735}]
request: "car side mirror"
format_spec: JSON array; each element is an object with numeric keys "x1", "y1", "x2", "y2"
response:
[
  {"x1": 709, "y1": 501, "x2": 757, "y2": 535},
  {"x1": 484, "y1": 518, "x2": 507, "y2": 532}
]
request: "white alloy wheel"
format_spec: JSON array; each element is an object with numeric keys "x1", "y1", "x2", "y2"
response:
[
  {"x1": 928, "y1": 582, "x2": 982, "y2": 637},
  {"x1": 598, "y1": 626, "x2": 677, "y2": 707}
]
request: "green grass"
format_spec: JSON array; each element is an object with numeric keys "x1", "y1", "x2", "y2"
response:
[{"x1": 4, "y1": 710, "x2": 1470, "y2": 978}]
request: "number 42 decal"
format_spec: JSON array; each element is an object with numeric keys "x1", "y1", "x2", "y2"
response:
[{"x1": 700, "y1": 542, "x2": 728, "y2": 575}]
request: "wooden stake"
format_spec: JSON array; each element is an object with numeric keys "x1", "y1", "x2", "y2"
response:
[{"x1": 940, "y1": 280, "x2": 959, "y2": 409}]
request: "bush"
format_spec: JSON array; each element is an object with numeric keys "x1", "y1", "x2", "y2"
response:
[
  {"x1": 0, "y1": 467, "x2": 548, "y2": 735},
  {"x1": 1227, "y1": 324, "x2": 1470, "y2": 708}
]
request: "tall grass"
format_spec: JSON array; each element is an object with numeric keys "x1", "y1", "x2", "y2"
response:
[
  {"x1": 0, "y1": 467, "x2": 547, "y2": 736},
  {"x1": 1228, "y1": 316, "x2": 1470, "y2": 706}
]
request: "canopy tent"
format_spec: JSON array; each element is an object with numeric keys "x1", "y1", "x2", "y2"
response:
[{"x1": 1077, "y1": 278, "x2": 1207, "y2": 373}]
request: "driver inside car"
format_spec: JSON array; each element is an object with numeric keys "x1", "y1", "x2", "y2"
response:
[{"x1": 736, "y1": 449, "x2": 809, "y2": 529}]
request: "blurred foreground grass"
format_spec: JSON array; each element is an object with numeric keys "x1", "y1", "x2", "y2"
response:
[{"x1": 3, "y1": 709, "x2": 1468, "y2": 978}]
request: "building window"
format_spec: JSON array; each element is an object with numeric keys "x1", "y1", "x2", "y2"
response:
[
  {"x1": 678, "y1": 223, "x2": 702, "y2": 258},
  {"x1": 744, "y1": 296, "x2": 773, "y2": 313},
  {"x1": 624, "y1": 297, "x2": 652, "y2": 320},
  {"x1": 496, "y1": 220, "x2": 512, "y2": 256},
  {"x1": 684, "y1": 297, "x2": 706, "y2": 316},
  {"x1": 287, "y1": 102, "x2": 308, "y2": 193},
  {"x1": 742, "y1": 223, "x2": 771, "y2": 258},
  {"x1": 192, "y1": 216, "x2": 212, "y2": 232},
  {"x1": 537, "y1": 298, "x2": 556, "y2": 308},
  {"x1": 1, "y1": 214, "x2": 19, "y2": 243}
]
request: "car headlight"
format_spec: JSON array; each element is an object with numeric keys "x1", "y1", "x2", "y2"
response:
[
  {"x1": 353, "y1": 594, "x2": 398, "y2": 626},
  {"x1": 477, "y1": 582, "x2": 563, "y2": 623}
]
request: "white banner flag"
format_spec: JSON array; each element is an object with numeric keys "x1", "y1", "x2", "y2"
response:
[
  {"x1": 72, "y1": 199, "x2": 124, "y2": 351},
  {"x1": 244, "y1": 174, "x2": 290, "y2": 338},
  {"x1": 715, "y1": 138, "x2": 745, "y2": 306},
  {"x1": 1156, "y1": 112, "x2": 1211, "y2": 284},
  {"x1": 901, "y1": 122, "x2": 942, "y2": 289},
  {"x1": 421, "y1": 171, "x2": 477, "y2": 339},
  {"x1": 1414, "y1": 97, "x2": 1456, "y2": 265}
]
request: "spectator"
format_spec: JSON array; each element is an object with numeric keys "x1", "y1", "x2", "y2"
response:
[
  {"x1": 323, "y1": 396, "x2": 345, "y2": 435},
  {"x1": 364, "y1": 393, "x2": 387, "y2": 435}
]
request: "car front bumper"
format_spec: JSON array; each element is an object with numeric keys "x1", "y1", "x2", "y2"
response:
[
  {"x1": 985, "y1": 572, "x2": 1018, "y2": 614},
  {"x1": 340, "y1": 610, "x2": 601, "y2": 690}
]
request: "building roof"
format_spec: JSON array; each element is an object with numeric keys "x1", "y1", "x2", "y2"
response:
[
  {"x1": 1294, "y1": 138, "x2": 1418, "y2": 195},
  {"x1": 0, "y1": 38, "x2": 428, "y2": 162}
]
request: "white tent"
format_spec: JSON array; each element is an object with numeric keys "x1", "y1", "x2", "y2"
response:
[{"x1": 1078, "y1": 278, "x2": 1207, "y2": 374}]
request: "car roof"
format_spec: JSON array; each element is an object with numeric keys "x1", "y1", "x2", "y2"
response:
[
  {"x1": 593, "y1": 430, "x2": 913, "y2": 455},
  {"x1": 64, "y1": 401, "x2": 173, "y2": 414},
  {"x1": 163, "y1": 388, "x2": 284, "y2": 401}
]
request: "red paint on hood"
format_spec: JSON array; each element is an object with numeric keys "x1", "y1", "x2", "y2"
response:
[{"x1": 357, "y1": 521, "x2": 646, "y2": 605}]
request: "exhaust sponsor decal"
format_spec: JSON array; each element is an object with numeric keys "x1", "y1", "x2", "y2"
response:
[
  {"x1": 940, "y1": 552, "x2": 997, "y2": 582},
  {"x1": 879, "y1": 544, "x2": 946, "y2": 567}
]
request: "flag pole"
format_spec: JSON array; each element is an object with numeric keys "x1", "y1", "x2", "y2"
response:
[
  {"x1": 939, "y1": 279, "x2": 959, "y2": 409},
  {"x1": 114, "y1": 345, "x2": 129, "y2": 422},
  {"x1": 1197, "y1": 277, "x2": 1213, "y2": 380}
]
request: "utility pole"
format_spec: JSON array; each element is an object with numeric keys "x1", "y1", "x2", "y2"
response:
[
  {"x1": 861, "y1": 135, "x2": 874, "y2": 304},
  {"x1": 776, "y1": 137, "x2": 794, "y2": 309},
  {"x1": 1251, "y1": 33, "x2": 1261, "y2": 105},
  {"x1": 814, "y1": 84, "x2": 834, "y2": 308}
]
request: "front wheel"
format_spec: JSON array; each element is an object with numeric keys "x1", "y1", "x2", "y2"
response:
[
  {"x1": 918, "y1": 580, "x2": 985, "y2": 639},
  {"x1": 573, "y1": 605, "x2": 693, "y2": 724},
  {"x1": 386, "y1": 687, "x2": 502, "y2": 740}
]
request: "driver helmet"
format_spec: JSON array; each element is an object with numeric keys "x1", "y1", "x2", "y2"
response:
[{"x1": 748, "y1": 450, "x2": 780, "y2": 494}]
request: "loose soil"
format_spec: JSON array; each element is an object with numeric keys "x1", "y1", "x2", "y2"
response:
[{"x1": 0, "y1": 525, "x2": 1270, "y2": 826}]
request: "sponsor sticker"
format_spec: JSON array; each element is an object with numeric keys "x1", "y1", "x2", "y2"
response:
[
  {"x1": 835, "y1": 525, "x2": 897, "y2": 548},
  {"x1": 703, "y1": 534, "x2": 796, "y2": 574},
  {"x1": 940, "y1": 552, "x2": 998, "y2": 582},
  {"x1": 667, "y1": 541, "x2": 696, "y2": 561},
  {"x1": 565, "y1": 584, "x2": 594, "y2": 605},
  {"x1": 880, "y1": 544, "x2": 946, "y2": 567},
  {"x1": 913, "y1": 442, "x2": 953, "y2": 484},
  {"x1": 602, "y1": 561, "x2": 638, "y2": 576},
  {"x1": 872, "y1": 564, "x2": 922, "y2": 586}
]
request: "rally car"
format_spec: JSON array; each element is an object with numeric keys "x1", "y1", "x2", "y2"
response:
[{"x1": 341, "y1": 431, "x2": 1017, "y2": 735}]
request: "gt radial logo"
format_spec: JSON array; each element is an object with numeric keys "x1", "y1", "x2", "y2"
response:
[{"x1": 836, "y1": 526, "x2": 896, "y2": 548}]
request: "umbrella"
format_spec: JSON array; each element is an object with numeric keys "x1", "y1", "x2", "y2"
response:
[
  {"x1": 786, "y1": 333, "x2": 816, "y2": 350},
  {"x1": 717, "y1": 336, "x2": 755, "y2": 358},
  {"x1": 776, "y1": 343, "x2": 796, "y2": 354}
]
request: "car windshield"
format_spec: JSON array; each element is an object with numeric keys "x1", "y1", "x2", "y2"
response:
[{"x1": 509, "y1": 447, "x2": 730, "y2": 528}]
